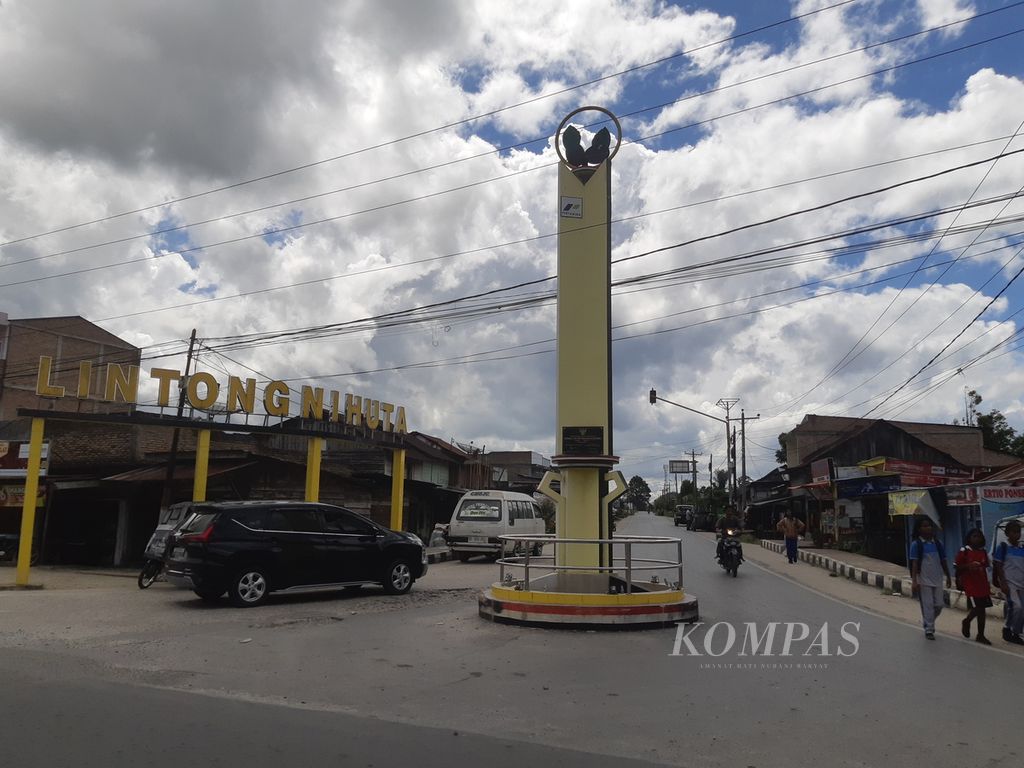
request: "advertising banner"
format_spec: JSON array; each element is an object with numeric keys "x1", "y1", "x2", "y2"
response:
[
  {"x1": 835, "y1": 473, "x2": 901, "y2": 498},
  {"x1": 0, "y1": 441, "x2": 50, "y2": 478},
  {"x1": 979, "y1": 487, "x2": 1024, "y2": 545},
  {"x1": 0, "y1": 483, "x2": 46, "y2": 508},
  {"x1": 811, "y1": 458, "x2": 834, "y2": 484}
]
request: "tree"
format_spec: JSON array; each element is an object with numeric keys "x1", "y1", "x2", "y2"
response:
[
  {"x1": 537, "y1": 497, "x2": 556, "y2": 533},
  {"x1": 775, "y1": 432, "x2": 789, "y2": 465},
  {"x1": 950, "y1": 389, "x2": 1024, "y2": 457},
  {"x1": 625, "y1": 475, "x2": 652, "y2": 511},
  {"x1": 652, "y1": 493, "x2": 677, "y2": 515},
  {"x1": 977, "y1": 408, "x2": 1017, "y2": 454},
  {"x1": 714, "y1": 469, "x2": 729, "y2": 491}
]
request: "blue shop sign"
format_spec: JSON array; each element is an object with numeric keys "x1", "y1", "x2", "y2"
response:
[{"x1": 836, "y1": 474, "x2": 901, "y2": 498}]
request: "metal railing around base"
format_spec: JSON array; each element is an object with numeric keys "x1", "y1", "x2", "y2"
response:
[{"x1": 496, "y1": 533, "x2": 683, "y2": 593}]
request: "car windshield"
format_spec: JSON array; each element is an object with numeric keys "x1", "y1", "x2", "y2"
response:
[{"x1": 456, "y1": 500, "x2": 502, "y2": 521}]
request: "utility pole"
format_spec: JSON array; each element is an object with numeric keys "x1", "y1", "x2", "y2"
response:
[
  {"x1": 159, "y1": 329, "x2": 197, "y2": 514},
  {"x1": 740, "y1": 409, "x2": 760, "y2": 510},
  {"x1": 690, "y1": 448, "x2": 701, "y2": 510},
  {"x1": 716, "y1": 398, "x2": 739, "y2": 505},
  {"x1": 708, "y1": 453, "x2": 713, "y2": 509}
]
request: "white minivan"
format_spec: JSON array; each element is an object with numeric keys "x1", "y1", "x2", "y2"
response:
[{"x1": 447, "y1": 490, "x2": 546, "y2": 561}]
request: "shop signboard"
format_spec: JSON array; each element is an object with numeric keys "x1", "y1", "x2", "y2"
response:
[
  {"x1": 811, "y1": 458, "x2": 834, "y2": 484},
  {"x1": 0, "y1": 483, "x2": 46, "y2": 508},
  {"x1": 835, "y1": 473, "x2": 901, "y2": 498},
  {"x1": 0, "y1": 441, "x2": 49, "y2": 478},
  {"x1": 875, "y1": 457, "x2": 972, "y2": 487}
]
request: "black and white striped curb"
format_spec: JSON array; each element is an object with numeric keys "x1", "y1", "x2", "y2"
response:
[
  {"x1": 426, "y1": 548, "x2": 453, "y2": 564},
  {"x1": 759, "y1": 539, "x2": 1005, "y2": 610}
]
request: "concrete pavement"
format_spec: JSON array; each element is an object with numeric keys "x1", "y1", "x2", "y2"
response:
[{"x1": 3, "y1": 513, "x2": 1023, "y2": 767}]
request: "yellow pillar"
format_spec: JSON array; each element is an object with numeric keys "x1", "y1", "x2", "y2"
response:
[
  {"x1": 390, "y1": 448, "x2": 406, "y2": 531},
  {"x1": 552, "y1": 146, "x2": 617, "y2": 569},
  {"x1": 15, "y1": 418, "x2": 45, "y2": 587},
  {"x1": 192, "y1": 429, "x2": 211, "y2": 502},
  {"x1": 559, "y1": 467, "x2": 602, "y2": 567},
  {"x1": 304, "y1": 437, "x2": 323, "y2": 502}
]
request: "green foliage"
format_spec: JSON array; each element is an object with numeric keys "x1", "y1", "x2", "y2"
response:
[
  {"x1": 775, "y1": 432, "x2": 789, "y2": 465},
  {"x1": 713, "y1": 469, "x2": 729, "y2": 491},
  {"x1": 625, "y1": 475, "x2": 652, "y2": 511},
  {"x1": 652, "y1": 493, "x2": 677, "y2": 515},
  {"x1": 537, "y1": 497, "x2": 556, "y2": 533},
  {"x1": 965, "y1": 390, "x2": 1024, "y2": 456}
]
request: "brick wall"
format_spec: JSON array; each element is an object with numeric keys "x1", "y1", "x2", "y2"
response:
[{"x1": 0, "y1": 316, "x2": 141, "y2": 420}]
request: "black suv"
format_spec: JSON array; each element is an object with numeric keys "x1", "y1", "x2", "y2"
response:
[{"x1": 164, "y1": 501, "x2": 427, "y2": 607}]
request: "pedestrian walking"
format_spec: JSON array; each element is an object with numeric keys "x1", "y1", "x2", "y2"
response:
[
  {"x1": 992, "y1": 519, "x2": 1024, "y2": 645},
  {"x1": 909, "y1": 517, "x2": 951, "y2": 640},
  {"x1": 776, "y1": 511, "x2": 805, "y2": 564},
  {"x1": 954, "y1": 528, "x2": 992, "y2": 645}
]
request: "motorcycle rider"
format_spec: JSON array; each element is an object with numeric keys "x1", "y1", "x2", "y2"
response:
[{"x1": 715, "y1": 504, "x2": 743, "y2": 563}]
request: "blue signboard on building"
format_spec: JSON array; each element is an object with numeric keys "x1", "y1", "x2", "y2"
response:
[{"x1": 835, "y1": 474, "x2": 901, "y2": 498}]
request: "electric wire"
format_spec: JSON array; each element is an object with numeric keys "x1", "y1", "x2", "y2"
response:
[
  {"x1": 0, "y1": 0, "x2": 873, "y2": 248},
  {"x1": 5, "y1": 25, "x2": 1022, "y2": 291},
  {"x1": 1, "y1": 1, "x2": 999, "y2": 272}
]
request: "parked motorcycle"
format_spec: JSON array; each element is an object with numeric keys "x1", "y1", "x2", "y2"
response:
[
  {"x1": 138, "y1": 557, "x2": 163, "y2": 589},
  {"x1": 718, "y1": 528, "x2": 743, "y2": 577},
  {"x1": 138, "y1": 502, "x2": 196, "y2": 590}
]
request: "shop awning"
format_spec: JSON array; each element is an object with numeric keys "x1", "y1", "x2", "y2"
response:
[
  {"x1": 888, "y1": 489, "x2": 941, "y2": 527},
  {"x1": 103, "y1": 461, "x2": 256, "y2": 483},
  {"x1": 747, "y1": 496, "x2": 791, "y2": 507}
]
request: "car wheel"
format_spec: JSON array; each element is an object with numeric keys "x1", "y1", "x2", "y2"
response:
[
  {"x1": 228, "y1": 568, "x2": 270, "y2": 607},
  {"x1": 194, "y1": 587, "x2": 224, "y2": 602},
  {"x1": 456, "y1": 551, "x2": 473, "y2": 562},
  {"x1": 382, "y1": 559, "x2": 414, "y2": 595},
  {"x1": 531, "y1": 543, "x2": 543, "y2": 557}
]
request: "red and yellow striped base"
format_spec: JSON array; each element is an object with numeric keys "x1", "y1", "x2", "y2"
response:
[{"x1": 479, "y1": 584, "x2": 699, "y2": 630}]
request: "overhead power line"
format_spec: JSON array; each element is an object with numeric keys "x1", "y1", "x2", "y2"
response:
[
  {"x1": 3, "y1": 20, "x2": 1022, "y2": 292},
  {"x1": 0, "y1": 0, "x2": 863, "y2": 248},
  {"x1": 1, "y1": 1, "x2": 1003, "y2": 271}
]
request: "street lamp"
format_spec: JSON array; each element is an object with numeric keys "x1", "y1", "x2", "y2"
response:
[
  {"x1": 649, "y1": 388, "x2": 729, "y2": 506},
  {"x1": 649, "y1": 389, "x2": 727, "y2": 426}
]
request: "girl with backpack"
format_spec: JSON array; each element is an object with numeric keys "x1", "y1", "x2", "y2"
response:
[
  {"x1": 954, "y1": 528, "x2": 992, "y2": 645},
  {"x1": 909, "y1": 516, "x2": 951, "y2": 640}
]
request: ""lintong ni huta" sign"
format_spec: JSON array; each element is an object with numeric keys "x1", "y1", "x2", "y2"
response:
[{"x1": 34, "y1": 356, "x2": 408, "y2": 433}]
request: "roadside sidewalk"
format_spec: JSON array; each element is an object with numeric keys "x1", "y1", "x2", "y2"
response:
[
  {"x1": 759, "y1": 538, "x2": 1006, "y2": 613},
  {"x1": 0, "y1": 565, "x2": 138, "y2": 591},
  {"x1": 1, "y1": 547, "x2": 456, "y2": 591},
  {"x1": 687, "y1": 531, "x2": 1024, "y2": 654}
]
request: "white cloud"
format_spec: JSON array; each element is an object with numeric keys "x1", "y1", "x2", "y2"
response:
[{"x1": 1, "y1": 0, "x2": 1022, "y2": 498}]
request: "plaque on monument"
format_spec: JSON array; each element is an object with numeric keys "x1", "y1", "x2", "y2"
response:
[{"x1": 562, "y1": 426, "x2": 604, "y2": 456}]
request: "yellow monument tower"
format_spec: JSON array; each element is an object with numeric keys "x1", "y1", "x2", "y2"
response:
[{"x1": 478, "y1": 107, "x2": 698, "y2": 628}]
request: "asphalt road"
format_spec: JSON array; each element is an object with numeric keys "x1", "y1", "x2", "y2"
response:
[{"x1": 1, "y1": 514, "x2": 1020, "y2": 768}]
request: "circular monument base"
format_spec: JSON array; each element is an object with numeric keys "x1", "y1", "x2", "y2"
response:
[{"x1": 478, "y1": 582, "x2": 699, "y2": 630}]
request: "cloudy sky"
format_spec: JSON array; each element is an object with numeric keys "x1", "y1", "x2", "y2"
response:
[{"x1": 2, "y1": 0, "x2": 1024, "y2": 494}]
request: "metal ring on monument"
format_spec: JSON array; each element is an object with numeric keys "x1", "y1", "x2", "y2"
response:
[{"x1": 554, "y1": 106, "x2": 622, "y2": 167}]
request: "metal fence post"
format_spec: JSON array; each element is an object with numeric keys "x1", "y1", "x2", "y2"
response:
[
  {"x1": 677, "y1": 539, "x2": 683, "y2": 590},
  {"x1": 625, "y1": 541, "x2": 632, "y2": 594}
]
